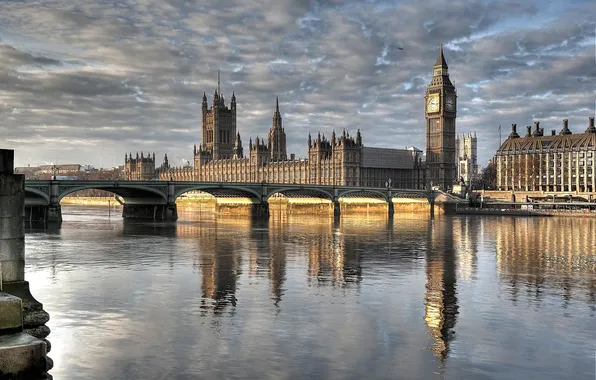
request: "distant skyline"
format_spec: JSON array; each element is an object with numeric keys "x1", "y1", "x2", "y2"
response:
[{"x1": 1, "y1": 0, "x2": 595, "y2": 168}]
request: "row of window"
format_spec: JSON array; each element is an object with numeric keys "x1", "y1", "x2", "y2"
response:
[{"x1": 500, "y1": 151, "x2": 595, "y2": 160}]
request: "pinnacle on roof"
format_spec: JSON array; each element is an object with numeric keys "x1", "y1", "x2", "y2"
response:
[{"x1": 435, "y1": 41, "x2": 448, "y2": 68}]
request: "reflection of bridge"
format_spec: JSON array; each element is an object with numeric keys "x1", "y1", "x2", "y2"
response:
[{"x1": 24, "y1": 180, "x2": 437, "y2": 222}]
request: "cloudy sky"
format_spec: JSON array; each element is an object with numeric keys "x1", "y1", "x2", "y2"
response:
[{"x1": 1, "y1": 0, "x2": 595, "y2": 168}]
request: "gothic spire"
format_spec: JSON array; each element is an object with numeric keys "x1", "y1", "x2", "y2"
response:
[
  {"x1": 435, "y1": 40, "x2": 448, "y2": 68},
  {"x1": 217, "y1": 69, "x2": 221, "y2": 94},
  {"x1": 276, "y1": 96, "x2": 279, "y2": 112}
]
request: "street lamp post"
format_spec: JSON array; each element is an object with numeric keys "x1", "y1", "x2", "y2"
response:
[{"x1": 51, "y1": 164, "x2": 58, "y2": 180}]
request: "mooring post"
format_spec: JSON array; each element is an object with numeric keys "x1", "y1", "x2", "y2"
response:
[{"x1": 0, "y1": 149, "x2": 51, "y2": 378}]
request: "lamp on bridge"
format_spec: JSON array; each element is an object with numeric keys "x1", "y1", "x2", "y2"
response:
[
  {"x1": 51, "y1": 164, "x2": 59, "y2": 180},
  {"x1": 385, "y1": 178, "x2": 392, "y2": 189}
]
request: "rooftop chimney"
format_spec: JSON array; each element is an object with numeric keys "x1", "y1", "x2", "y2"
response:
[
  {"x1": 560, "y1": 119, "x2": 571, "y2": 135},
  {"x1": 551, "y1": 129, "x2": 556, "y2": 136},
  {"x1": 509, "y1": 124, "x2": 520, "y2": 138},
  {"x1": 526, "y1": 126, "x2": 532, "y2": 137},
  {"x1": 532, "y1": 122, "x2": 542, "y2": 137},
  {"x1": 586, "y1": 117, "x2": 596, "y2": 134}
]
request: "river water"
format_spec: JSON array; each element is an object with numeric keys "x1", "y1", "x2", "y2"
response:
[{"x1": 24, "y1": 206, "x2": 596, "y2": 380}]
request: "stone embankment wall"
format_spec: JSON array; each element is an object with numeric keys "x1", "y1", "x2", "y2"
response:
[{"x1": 0, "y1": 149, "x2": 52, "y2": 379}]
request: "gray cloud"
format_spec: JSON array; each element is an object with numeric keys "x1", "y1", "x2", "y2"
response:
[{"x1": 0, "y1": 0, "x2": 594, "y2": 167}]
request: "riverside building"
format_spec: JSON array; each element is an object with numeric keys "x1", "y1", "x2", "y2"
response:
[{"x1": 495, "y1": 117, "x2": 596, "y2": 192}]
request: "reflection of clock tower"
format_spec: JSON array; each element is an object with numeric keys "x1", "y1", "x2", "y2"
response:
[{"x1": 425, "y1": 43, "x2": 457, "y2": 190}]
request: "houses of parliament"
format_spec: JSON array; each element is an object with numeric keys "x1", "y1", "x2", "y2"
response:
[{"x1": 125, "y1": 46, "x2": 459, "y2": 190}]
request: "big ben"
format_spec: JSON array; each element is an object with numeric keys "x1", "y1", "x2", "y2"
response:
[{"x1": 425, "y1": 43, "x2": 456, "y2": 190}]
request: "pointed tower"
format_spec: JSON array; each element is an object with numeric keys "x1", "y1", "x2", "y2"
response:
[
  {"x1": 425, "y1": 42, "x2": 457, "y2": 190},
  {"x1": 199, "y1": 72, "x2": 237, "y2": 161},
  {"x1": 233, "y1": 132, "x2": 244, "y2": 159},
  {"x1": 268, "y1": 96, "x2": 287, "y2": 161}
]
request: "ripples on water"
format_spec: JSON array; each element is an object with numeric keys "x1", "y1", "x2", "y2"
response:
[{"x1": 24, "y1": 206, "x2": 596, "y2": 380}]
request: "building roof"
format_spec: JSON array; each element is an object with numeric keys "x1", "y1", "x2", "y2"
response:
[
  {"x1": 37, "y1": 164, "x2": 82, "y2": 172},
  {"x1": 14, "y1": 167, "x2": 36, "y2": 174},
  {"x1": 360, "y1": 147, "x2": 417, "y2": 169},
  {"x1": 497, "y1": 131, "x2": 596, "y2": 154}
]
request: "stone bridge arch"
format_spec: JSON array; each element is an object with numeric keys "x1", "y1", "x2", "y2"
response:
[
  {"x1": 57, "y1": 185, "x2": 168, "y2": 204},
  {"x1": 24, "y1": 187, "x2": 50, "y2": 205},
  {"x1": 174, "y1": 184, "x2": 262, "y2": 202},
  {"x1": 389, "y1": 190, "x2": 435, "y2": 202},
  {"x1": 265, "y1": 186, "x2": 334, "y2": 201},
  {"x1": 336, "y1": 189, "x2": 389, "y2": 202}
]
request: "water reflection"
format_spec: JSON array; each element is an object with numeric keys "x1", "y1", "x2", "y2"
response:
[
  {"x1": 179, "y1": 219, "x2": 245, "y2": 314},
  {"x1": 22, "y1": 207, "x2": 596, "y2": 380},
  {"x1": 494, "y1": 217, "x2": 596, "y2": 308},
  {"x1": 425, "y1": 218, "x2": 459, "y2": 366},
  {"x1": 268, "y1": 218, "x2": 286, "y2": 306},
  {"x1": 452, "y1": 217, "x2": 479, "y2": 281}
]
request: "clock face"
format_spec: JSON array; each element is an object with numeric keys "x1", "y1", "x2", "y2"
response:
[
  {"x1": 445, "y1": 95, "x2": 455, "y2": 112},
  {"x1": 427, "y1": 93, "x2": 440, "y2": 113}
]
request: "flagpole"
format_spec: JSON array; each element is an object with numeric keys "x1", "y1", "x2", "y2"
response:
[{"x1": 498, "y1": 124, "x2": 502, "y2": 147}]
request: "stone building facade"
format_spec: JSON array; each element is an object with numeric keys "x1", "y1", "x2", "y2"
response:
[
  {"x1": 495, "y1": 117, "x2": 596, "y2": 192},
  {"x1": 124, "y1": 152, "x2": 156, "y2": 180},
  {"x1": 124, "y1": 49, "x2": 464, "y2": 189},
  {"x1": 140, "y1": 87, "x2": 426, "y2": 188},
  {"x1": 456, "y1": 132, "x2": 478, "y2": 186}
]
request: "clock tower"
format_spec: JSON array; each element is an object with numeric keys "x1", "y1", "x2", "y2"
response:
[{"x1": 425, "y1": 42, "x2": 457, "y2": 190}]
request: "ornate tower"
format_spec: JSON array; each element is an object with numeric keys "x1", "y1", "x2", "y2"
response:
[
  {"x1": 200, "y1": 72, "x2": 237, "y2": 161},
  {"x1": 425, "y1": 43, "x2": 457, "y2": 190},
  {"x1": 268, "y1": 96, "x2": 287, "y2": 161}
]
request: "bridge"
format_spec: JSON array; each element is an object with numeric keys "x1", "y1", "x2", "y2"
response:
[{"x1": 24, "y1": 180, "x2": 438, "y2": 222}]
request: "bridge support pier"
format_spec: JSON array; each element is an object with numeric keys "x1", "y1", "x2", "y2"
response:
[
  {"x1": 0, "y1": 149, "x2": 51, "y2": 378},
  {"x1": 333, "y1": 200, "x2": 341, "y2": 218},
  {"x1": 23, "y1": 204, "x2": 62, "y2": 223},
  {"x1": 122, "y1": 203, "x2": 178, "y2": 221},
  {"x1": 251, "y1": 201, "x2": 270, "y2": 218},
  {"x1": 47, "y1": 203, "x2": 62, "y2": 223},
  {"x1": 387, "y1": 199, "x2": 394, "y2": 218},
  {"x1": 429, "y1": 196, "x2": 435, "y2": 218}
]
